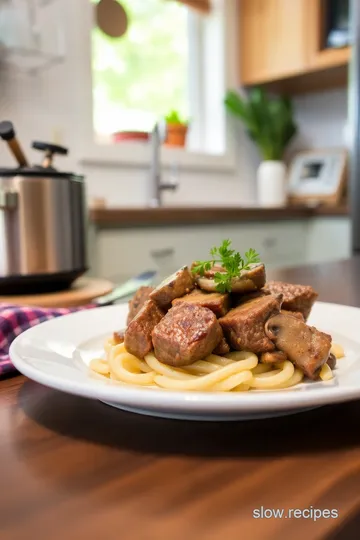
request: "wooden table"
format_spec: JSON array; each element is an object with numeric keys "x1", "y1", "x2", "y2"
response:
[{"x1": 2, "y1": 259, "x2": 360, "y2": 540}]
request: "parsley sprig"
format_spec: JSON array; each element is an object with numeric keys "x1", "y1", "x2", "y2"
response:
[{"x1": 192, "y1": 239, "x2": 260, "y2": 293}]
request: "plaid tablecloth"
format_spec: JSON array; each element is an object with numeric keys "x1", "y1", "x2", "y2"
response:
[{"x1": 0, "y1": 303, "x2": 93, "y2": 377}]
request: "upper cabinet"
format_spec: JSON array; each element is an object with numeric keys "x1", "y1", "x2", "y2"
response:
[
  {"x1": 240, "y1": 0, "x2": 308, "y2": 84},
  {"x1": 239, "y1": 0, "x2": 350, "y2": 93},
  {"x1": 307, "y1": 0, "x2": 350, "y2": 70}
]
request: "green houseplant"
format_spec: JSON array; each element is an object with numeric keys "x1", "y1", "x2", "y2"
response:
[
  {"x1": 224, "y1": 88, "x2": 297, "y2": 207},
  {"x1": 164, "y1": 110, "x2": 189, "y2": 147}
]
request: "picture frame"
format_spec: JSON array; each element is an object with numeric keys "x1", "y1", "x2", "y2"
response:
[{"x1": 287, "y1": 148, "x2": 348, "y2": 206}]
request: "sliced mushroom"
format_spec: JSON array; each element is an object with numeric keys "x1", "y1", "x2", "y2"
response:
[
  {"x1": 327, "y1": 353, "x2": 336, "y2": 370},
  {"x1": 265, "y1": 313, "x2": 332, "y2": 379},
  {"x1": 195, "y1": 263, "x2": 266, "y2": 293}
]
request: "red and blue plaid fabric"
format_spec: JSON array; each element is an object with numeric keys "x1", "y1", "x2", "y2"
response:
[{"x1": 0, "y1": 303, "x2": 93, "y2": 377}]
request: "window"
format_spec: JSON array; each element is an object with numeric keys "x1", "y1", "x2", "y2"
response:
[
  {"x1": 80, "y1": 0, "x2": 236, "y2": 169},
  {"x1": 92, "y1": 0, "x2": 189, "y2": 141}
]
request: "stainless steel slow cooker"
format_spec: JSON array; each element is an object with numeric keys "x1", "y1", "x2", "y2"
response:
[{"x1": 0, "y1": 121, "x2": 87, "y2": 294}]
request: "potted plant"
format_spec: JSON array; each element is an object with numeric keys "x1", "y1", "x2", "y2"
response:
[
  {"x1": 164, "y1": 110, "x2": 189, "y2": 148},
  {"x1": 224, "y1": 88, "x2": 297, "y2": 207}
]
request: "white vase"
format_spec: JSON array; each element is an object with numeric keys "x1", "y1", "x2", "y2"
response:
[{"x1": 257, "y1": 160, "x2": 287, "y2": 207}]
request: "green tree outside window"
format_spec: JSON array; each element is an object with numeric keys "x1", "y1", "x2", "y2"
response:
[{"x1": 92, "y1": 0, "x2": 189, "y2": 137}]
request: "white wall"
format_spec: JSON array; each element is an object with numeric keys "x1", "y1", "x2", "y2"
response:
[
  {"x1": 0, "y1": 0, "x2": 349, "y2": 209},
  {"x1": 290, "y1": 88, "x2": 348, "y2": 155}
]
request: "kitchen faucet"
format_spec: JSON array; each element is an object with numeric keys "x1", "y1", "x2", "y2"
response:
[{"x1": 148, "y1": 123, "x2": 178, "y2": 207}]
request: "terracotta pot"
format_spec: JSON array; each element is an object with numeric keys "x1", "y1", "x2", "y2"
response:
[{"x1": 165, "y1": 123, "x2": 188, "y2": 147}]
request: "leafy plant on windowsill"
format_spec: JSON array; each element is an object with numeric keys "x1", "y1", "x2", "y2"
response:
[
  {"x1": 164, "y1": 110, "x2": 188, "y2": 126},
  {"x1": 224, "y1": 88, "x2": 297, "y2": 161}
]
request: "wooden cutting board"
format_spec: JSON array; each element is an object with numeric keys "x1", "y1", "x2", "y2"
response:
[{"x1": 0, "y1": 277, "x2": 114, "y2": 308}]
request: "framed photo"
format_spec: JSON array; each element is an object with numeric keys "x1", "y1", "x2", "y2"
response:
[{"x1": 287, "y1": 148, "x2": 348, "y2": 206}]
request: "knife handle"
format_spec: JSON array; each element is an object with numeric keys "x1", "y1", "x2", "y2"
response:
[{"x1": 93, "y1": 270, "x2": 157, "y2": 306}]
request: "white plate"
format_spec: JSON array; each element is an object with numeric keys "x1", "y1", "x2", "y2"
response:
[{"x1": 9, "y1": 302, "x2": 360, "y2": 421}]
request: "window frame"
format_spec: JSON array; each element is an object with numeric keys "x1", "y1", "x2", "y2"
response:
[{"x1": 73, "y1": 0, "x2": 238, "y2": 173}]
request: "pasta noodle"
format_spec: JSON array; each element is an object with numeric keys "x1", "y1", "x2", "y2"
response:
[
  {"x1": 89, "y1": 358, "x2": 110, "y2": 376},
  {"x1": 89, "y1": 336, "x2": 340, "y2": 392},
  {"x1": 331, "y1": 343, "x2": 345, "y2": 359},
  {"x1": 249, "y1": 361, "x2": 294, "y2": 389},
  {"x1": 319, "y1": 363, "x2": 333, "y2": 381}
]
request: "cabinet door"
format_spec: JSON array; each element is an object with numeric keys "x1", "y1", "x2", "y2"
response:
[
  {"x1": 307, "y1": 0, "x2": 350, "y2": 70},
  {"x1": 240, "y1": 0, "x2": 308, "y2": 85},
  {"x1": 96, "y1": 223, "x2": 309, "y2": 281}
]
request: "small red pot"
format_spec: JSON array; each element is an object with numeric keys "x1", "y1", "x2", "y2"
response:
[{"x1": 112, "y1": 131, "x2": 150, "y2": 143}]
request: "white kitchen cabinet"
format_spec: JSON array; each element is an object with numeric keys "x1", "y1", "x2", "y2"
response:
[
  {"x1": 305, "y1": 218, "x2": 351, "y2": 264},
  {"x1": 95, "y1": 221, "x2": 309, "y2": 282},
  {"x1": 89, "y1": 216, "x2": 351, "y2": 283}
]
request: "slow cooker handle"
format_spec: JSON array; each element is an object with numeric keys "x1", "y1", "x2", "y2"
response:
[
  {"x1": 32, "y1": 141, "x2": 68, "y2": 169},
  {"x1": 0, "y1": 190, "x2": 18, "y2": 210},
  {"x1": 0, "y1": 121, "x2": 29, "y2": 168}
]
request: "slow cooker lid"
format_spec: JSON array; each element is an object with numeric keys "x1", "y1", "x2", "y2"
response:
[
  {"x1": 0, "y1": 165, "x2": 83, "y2": 179},
  {"x1": 0, "y1": 125, "x2": 82, "y2": 179}
]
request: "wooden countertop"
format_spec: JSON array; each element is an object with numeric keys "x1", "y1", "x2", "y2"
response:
[
  {"x1": 90, "y1": 205, "x2": 349, "y2": 227},
  {"x1": 2, "y1": 258, "x2": 360, "y2": 539}
]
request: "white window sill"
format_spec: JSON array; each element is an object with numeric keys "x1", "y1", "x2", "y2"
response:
[{"x1": 78, "y1": 141, "x2": 237, "y2": 173}]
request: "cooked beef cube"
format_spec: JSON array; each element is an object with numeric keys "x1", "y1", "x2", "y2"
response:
[
  {"x1": 327, "y1": 353, "x2": 336, "y2": 370},
  {"x1": 172, "y1": 289, "x2": 230, "y2": 317},
  {"x1": 213, "y1": 336, "x2": 231, "y2": 355},
  {"x1": 265, "y1": 281, "x2": 318, "y2": 320},
  {"x1": 127, "y1": 286, "x2": 154, "y2": 325},
  {"x1": 219, "y1": 294, "x2": 282, "y2": 354},
  {"x1": 150, "y1": 266, "x2": 195, "y2": 308},
  {"x1": 232, "y1": 289, "x2": 270, "y2": 306},
  {"x1": 281, "y1": 309, "x2": 304, "y2": 321},
  {"x1": 113, "y1": 330, "x2": 125, "y2": 344},
  {"x1": 260, "y1": 350, "x2": 288, "y2": 364},
  {"x1": 124, "y1": 300, "x2": 165, "y2": 358},
  {"x1": 152, "y1": 303, "x2": 222, "y2": 366},
  {"x1": 265, "y1": 313, "x2": 332, "y2": 379},
  {"x1": 194, "y1": 263, "x2": 266, "y2": 294}
]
